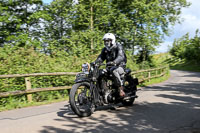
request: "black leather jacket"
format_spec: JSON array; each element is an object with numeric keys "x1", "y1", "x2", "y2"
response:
[{"x1": 95, "y1": 43, "x2": 127, "y2": 67}]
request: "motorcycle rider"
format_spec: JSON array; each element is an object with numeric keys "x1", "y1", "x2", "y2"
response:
[{"x1": 95, "y1": 33, "x2": 127, "y2": 97}]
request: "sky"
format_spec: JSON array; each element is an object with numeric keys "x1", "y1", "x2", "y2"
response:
[
  {"x1": 43, "y1": 0, "x2": 53, "y2": 4},
  {"x1": 157, "y1": 0, "x2": 200, "y2": 53},
  {"x1": 42, "y1": 0, "x2": 200, "y2": 53}
]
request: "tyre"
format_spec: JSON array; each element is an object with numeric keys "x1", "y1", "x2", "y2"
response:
[
  {"x1": 122, "y1": 75, "x2": 137, "y2": 106},
  {"x1": 121, "y1": 98, "x2": 135, "y2": 106},
  {"x1": 69, "y1": 82, "x2": 94, "y2": 117}
]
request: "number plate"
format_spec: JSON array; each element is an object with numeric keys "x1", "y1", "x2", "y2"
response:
[{"x1": 75, "y1": 73, "x2": 89, "y2": 82}]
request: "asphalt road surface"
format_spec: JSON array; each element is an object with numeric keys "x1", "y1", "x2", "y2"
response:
[{"x1": 0, "y1": 70, "x2": 200, "y2": 133}]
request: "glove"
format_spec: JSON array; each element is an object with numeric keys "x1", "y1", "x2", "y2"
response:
[
  {"x1": 106, "y1": 61, "x2": 116, "y2": 66},
  {"x1": 91, "y1": 61, "x2": 100, "y2": 67}
]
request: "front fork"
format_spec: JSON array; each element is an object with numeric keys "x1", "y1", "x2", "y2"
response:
[{"x1": 90, "y1": 82, "x2": 100, "y2": 105}]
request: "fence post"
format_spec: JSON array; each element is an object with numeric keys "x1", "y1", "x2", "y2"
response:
[
  {"x1": 164, "y1": 66, "x2": 167, "y2": 75},
  {"x1": 148, "y1": 71, "x2": 151, "y2": 82},
  {"x1": 25, "y1": 77, "x2": 32, "y2": 102},
  {"x1": 162, "y1": 68, "x2": 164, "y2": 75}
]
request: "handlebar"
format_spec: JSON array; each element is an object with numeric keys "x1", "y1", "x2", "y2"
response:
[
  {"x1": 91, "y1": 62, "x2": 105, "y2": 67},
  {"x1": 91, "y1": 62, "x2": 116, "y2": 68}
]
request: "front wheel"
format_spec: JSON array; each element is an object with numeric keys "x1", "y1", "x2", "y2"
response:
[{"x1": 69, "y1": 82, "x2": 94, "y2": 117}]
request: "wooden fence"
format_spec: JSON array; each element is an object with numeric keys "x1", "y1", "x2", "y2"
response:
[{"x1": 0, "y1": 66, "x2": 168, "y2": 102}]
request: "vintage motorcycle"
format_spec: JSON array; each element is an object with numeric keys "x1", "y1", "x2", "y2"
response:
[{"x1": 69, "y1": 62, "x2": 138, "y2": 117}]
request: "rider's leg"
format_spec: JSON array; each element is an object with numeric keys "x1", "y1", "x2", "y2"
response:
[{"x1": 112, "y1": 67, "x2": 125, "y2": 97}]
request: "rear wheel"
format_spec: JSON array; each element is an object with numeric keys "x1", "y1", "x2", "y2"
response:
[
  {"x1": 121, "y1": 75, "x2": 137, "y2": 106},
  {"x1": 121, "y1": 98, "x2": 135, "y2": 106},
  {"x1": 69, "y1": 82, "x2": 94, "y2": 117}
]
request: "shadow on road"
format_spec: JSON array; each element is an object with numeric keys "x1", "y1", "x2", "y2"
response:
[{"x1": 40, "y1": 71, "x2": 200, "y2": 133}]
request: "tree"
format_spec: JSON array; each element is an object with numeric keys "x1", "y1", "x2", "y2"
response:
[
  {"x1": 170, "y1": 33, "x2": 190, "y2": 59},
  {"x1": 0, "y1": 0, "x2": 43, "y2": 47},
  {"x1": 110, "y1": 0, "x2": 190, "y2": 62},
  {"x1": 170, "y1": 29, "x2": 200, "y2": 62},
  {"x1": 1, "y1": 0, "x2": 190, "y2": 59},
  {"x1": 40, "y1": 0, "x2": 74, "y2": 54},
  {"x1": 72, "y1": 0, "x2": 112, "y2": 53}
]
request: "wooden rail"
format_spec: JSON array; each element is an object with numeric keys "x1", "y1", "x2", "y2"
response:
[
  {"x1": 0, "y1": 66, "x2": 168, "y2": 101},
  {"x1": 0, "y1": 72, "x2": 78, "y2": 78},
  {"x1": 131, "y1": 66, "x2": 167, "y2": 82}
]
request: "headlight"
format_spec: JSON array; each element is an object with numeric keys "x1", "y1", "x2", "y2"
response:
[{"x1": 82, "y1": 62, "x2": 90, "y2": 74}]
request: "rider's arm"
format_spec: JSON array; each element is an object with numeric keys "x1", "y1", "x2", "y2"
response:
[
  {"x1": 113, "y1": 45, "x2": 125, "y2": 65},
  {"x1": 95, "y1": 48, "x2": 106, "y2": 64}
]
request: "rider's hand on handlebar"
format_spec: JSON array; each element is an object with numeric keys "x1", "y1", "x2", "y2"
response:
[
  {"x1": 91, "y1": 61, "x2": 101, "y2": 67},
  {"x1": 106, "y1": 61, "x2": 116, "y2": 66}
]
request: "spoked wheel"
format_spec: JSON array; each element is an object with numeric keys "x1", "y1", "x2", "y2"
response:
[
  {"x1": 69, "y1": 82, "x2": 94, "y2": 117},
  {"x1": 121, "y1": 96, "x2": 135, "y2": 106},
  {"x1": 121, "y1": 75, "x2": 137, "y2": 106}
]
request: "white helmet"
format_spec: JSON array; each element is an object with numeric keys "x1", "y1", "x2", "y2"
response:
[{"x1": 103, "y1": 33, "x2": 116, "y2": 51}]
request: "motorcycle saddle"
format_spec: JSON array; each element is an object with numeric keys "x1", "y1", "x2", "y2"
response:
[{"x1": 125, "y1": 68, "x2": 131, "y2": 75}]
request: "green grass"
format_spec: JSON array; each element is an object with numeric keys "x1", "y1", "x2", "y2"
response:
[
  {"x1": 167, "y1": 57, "x2": 200, "y2": 72},
  {"x1": 136, "y1": 52, "x2": 171, "y2": 86},
  {"x1": 0, "y1": 75, "x2": 171, "y2": 112},
  {"x1": 139, "y1": 71, "x2": 170, "y2": 87},
  {"x1": 153, "y1": 52, "x2": 200, "y2": 72},
  {"x1": 152, "y1": 52, "x2": 172, "y2": 66},
  {"x1": 0, "y1": 72, "x2": 171, "y2": 112},
  {"x1": 0, "y1": 96, "x2": 69, "y2": 112},
  {"x1": 171, "y1": 61, "x2": 200, "y2": 72}
]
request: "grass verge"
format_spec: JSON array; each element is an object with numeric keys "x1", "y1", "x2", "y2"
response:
[
  {"x1": 0, "y1": 96, "x2": 69, "y2": 112},
  {"x1": 0, "y1": 69, "x2": 171, "y2": 112},
  {"x1": 139, "y1": 71, "x2": 170, "y2": 87},
  {"x1": 169, "y1": 58, "x2": 200, "y2": 72}
]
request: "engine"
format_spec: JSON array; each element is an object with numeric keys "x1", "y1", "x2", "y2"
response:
[{"x1": 104, "y1": 89, "x2": 116, "y2": 103}]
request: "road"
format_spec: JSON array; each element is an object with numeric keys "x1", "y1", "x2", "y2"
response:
[{"x1": 0, "y1": 70, "x2": 200, "y2": 133}]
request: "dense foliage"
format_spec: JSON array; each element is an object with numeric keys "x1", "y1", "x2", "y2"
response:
[
  {"x1": 170, "y1": 29, "x2": 200, "y2": 62},
  {"x1": 0, "y1": 0, "x2": 190, "y2": 109},
  {"x1": 1, "y1": 0, "x2": 190, "y2": 57}
]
